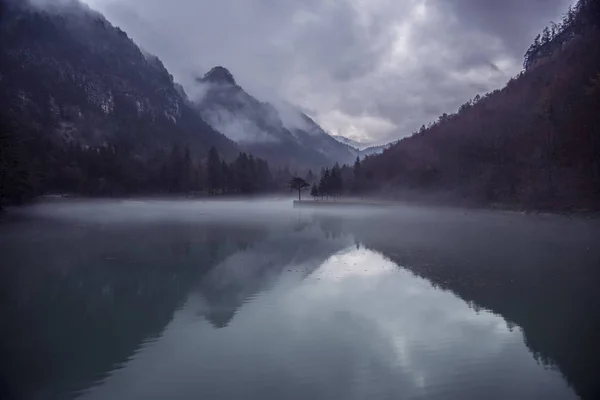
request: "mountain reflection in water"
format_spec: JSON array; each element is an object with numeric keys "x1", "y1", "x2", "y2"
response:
[{"x1": 0, "y1": 200, "x2": 598, "y2": 400}]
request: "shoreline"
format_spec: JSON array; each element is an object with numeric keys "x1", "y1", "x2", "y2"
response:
[
  {"x1": 292, "y1": 199, "x2": 599, "y2": 218},
  {"x1": 1, "y1": 194, "x2": 597, "y2": 218}
]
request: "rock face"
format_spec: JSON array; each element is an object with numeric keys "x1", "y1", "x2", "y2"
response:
[
  {"x1": 192, "y1": 66, "x2": 356, "y2": 169},
  {"x1": 203, "y1": 66, "x2": 237, "y2": 86},
  {"x1": 0, "y1": 0, "x2": 237, "y2": 158}
]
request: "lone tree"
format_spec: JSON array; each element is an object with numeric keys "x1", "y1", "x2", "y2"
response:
[{"x1": 288, "y1": 177, "x2": 310, "y2": 201}]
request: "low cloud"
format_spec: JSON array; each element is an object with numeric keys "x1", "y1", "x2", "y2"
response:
[
  {"x1": 82, "y1": 0, "x2": 571, "y2": 145},
  {"x1": 189, "y1": 80, "x2": 282, "y2": 144}
]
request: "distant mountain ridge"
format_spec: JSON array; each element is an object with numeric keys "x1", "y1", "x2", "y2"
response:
[
  {"x1": 359, "y1": 143, "x2": 391, "y2": 158},
  {"x1": 332, "y1": 135, "x2": 369, "y2": 150},
  {"x1": 331, "y1": 134, "x2": 395, "y2": 159},
  {"x1": 192, "y1": 66, "x2": 356, "y2": 169}
]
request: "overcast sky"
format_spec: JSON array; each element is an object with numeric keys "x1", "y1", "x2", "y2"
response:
[{"x1": 81, "y1": 0, "x2": 571, "y2": 145}]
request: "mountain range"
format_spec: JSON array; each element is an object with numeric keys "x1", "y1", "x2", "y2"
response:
[
  {"x1": 8, "y1": 0, "x2": 596, "y2": 211},
  {"x1": 0, "y1": 0, "x2": 358, "y2": 172},
  {"x1": 0, "y1": 0, "x2": 239, "y2": 159},
  {"x1": 192, "y1": 66, "x2": 356, "y2": 168},
  {"x1": 330, "y1": 135, "x2": 393, "y2": 158}
]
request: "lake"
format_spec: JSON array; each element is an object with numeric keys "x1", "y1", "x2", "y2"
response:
[{"x1": 1, "y1": 199, "x2": 599, "y2": 400}]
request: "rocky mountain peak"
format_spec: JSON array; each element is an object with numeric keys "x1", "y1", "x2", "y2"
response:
[{"x1": 202, "y1": 66, "x2": 236, "y2": 85}]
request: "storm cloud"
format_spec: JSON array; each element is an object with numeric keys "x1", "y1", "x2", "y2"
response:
[{"x1": 82, "y1": 0, "x2": 571, "y2": 145}]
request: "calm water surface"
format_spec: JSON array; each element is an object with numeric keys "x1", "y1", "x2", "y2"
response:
[{"x1": 1, "y1": 199, "x2": 599, "y2": 400}]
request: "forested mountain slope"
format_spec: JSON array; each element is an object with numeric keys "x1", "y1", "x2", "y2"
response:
[
  {"x1": 0, "y1": 0, "x2": 235, "y2": 155},
  {"x1": 0, "y1": 0, "x2": 239, "y2": 201},
  {"x1": 361, "y1": 0, "x2": 600, "y2": 211}
]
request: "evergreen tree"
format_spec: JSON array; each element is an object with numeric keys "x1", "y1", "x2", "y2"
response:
[
  {"x1": 276, "y1": 166, "x2": 292, "y2": 189},
  {"x1": 255, "y1": 158, "x2": 273, "y2": 192},
  {"x1": 564, "y1": 5, "x2": 575, "y2": 26},
  {"x1": 353, "y1": 156, "x2": 362, "y2": 193},
  {"x1": 233, "y1": 152, "x2": 257, "y2": 194},
  {"x1": 353, "y1": 157, "x2": 361, "y2": 176},
  {"x1": 193, "y1": 160, "x2": 204, "y2": 192},
  {"x1": 310, "y1": 183, "x2": 319, "y2": 199},
  {"x1": 182, "y1": 146, "x2": 192, "y2": 192},
  {"x1": 542, "y1": 26, "x2": 551, "y2": 44},
  {"x1": 330, "y1": 163, "x2": 343, "y2": 199},
  {"x1": 0, "y1": 123, "x2": 35, "y2": 206},
  {"x1": 207, "y1": 146, "x2": 221, "y2": 194},
  {"x1": 550, "y1": 22, "x2": 559, "y2": 38},
  {"x1": 168, "y1": 144, "x2": 182, "y2": 193},
  {"x1": 524, "y1": 34, "x2": 542, "y2": 69},
  {"x1": 221, "y1": 160, "x2": 231, "y2": 194},
  {"x1": 319, "y1": 168, "x2": 330, "y2": 199},
  {"x1": 247, "y1": 154, "x2": 257, "y2": 193},
  {"x1": 306, "y1": 169, "x2": 315, "y2": 183}
]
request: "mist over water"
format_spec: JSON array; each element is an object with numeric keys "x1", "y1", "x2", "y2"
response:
[{"x1": 1, "y1": 199, "x2": 598, "y2": 400}]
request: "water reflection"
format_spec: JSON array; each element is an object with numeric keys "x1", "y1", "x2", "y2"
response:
[
  {"x1": 79, "y1": 247, "x2": 573, "y2": 400},
  {"x1": 0, "y1": 221, "x2": 268, "y2": 400},
  {"x1": 0, "y1": 201, "x2": 597, "y2": 399},
  {"x1": 196, "y1": 221, "x2": 350, "y2": 329},
  {"x1": 349, "y1": 210, "x2": 600, "y2": 399}
]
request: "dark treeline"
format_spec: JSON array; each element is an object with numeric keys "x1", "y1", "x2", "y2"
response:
[
  {"x1": 0, "y1": 0, "x2": 240, "y2": 207},
  {"x1": 0, "y1": 117, "x2": 291, "y2": 204},
  {"x1": 310, "y1": 163, "x2": 343, "y2": 199},
  {"x1": 302, "y1": 157, "x2": 371, "y2": 200},
  {"x1": 205, "y1": 146, "x2": 290, "y2": 195},
  {"x1": 354, "y1": 0, "x2": 600, "y2": 211}
]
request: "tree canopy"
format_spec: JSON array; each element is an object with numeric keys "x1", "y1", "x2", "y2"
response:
[{"x1": 288, "y1": 177, "x2": 310, "y2": 201}]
